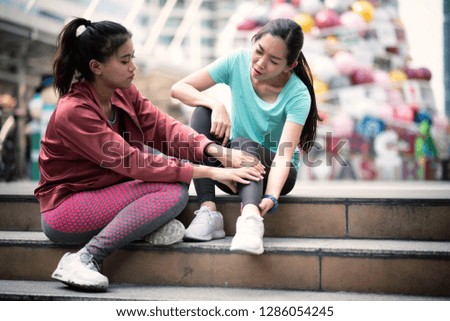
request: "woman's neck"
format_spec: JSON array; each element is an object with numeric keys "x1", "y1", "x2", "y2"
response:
[
  {"x1": 91, "y1": 80, "x2": 114, "y2": 116},
  {"x1": 251, "y1": 71, "x2": 292, "y2": 103}
]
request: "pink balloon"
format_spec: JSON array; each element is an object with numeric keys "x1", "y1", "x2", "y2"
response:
[
  {"x1": 270, "y1": 3, "x2": 297, "y2": 20},
  {"x1": 404, "y1": 67, "x2": 418, "y2": 79},
  {"x1": 315, "y1": 9, "x2": 341, "y2": 29},
  {"x1": 376, "y1": 103, "x2": 394, "y2": 120},
  {"x1": 340, "y1": 11, "x2": 367, "y2": 34},
  {"x1": 373, "y1": 69, "x2": 390, "y2": 89},
  {"x1": 393, "y1": 105, "x2": 414, "y2": 123},
  {"x1": 331, "y1": 113, "x2": 354, "y2": 137},
  {"x1": 237, "y1": 19, "x2": 258, "y2": 31},
  {"x1": 416, "y1": 67, "x2": 432, "y2": 81},
  {"x1": 301, "y1": 0, "x2": 323, "y2": 15},
  {"x1": 387, "y1": 89, "x2": 405, "y2": 106},
  {"x1": 351, "y1": 66, "x2": 374, "y2": 85},
  {"x1": 333, "y1": 51, "x2": 358, "y2": 76}
]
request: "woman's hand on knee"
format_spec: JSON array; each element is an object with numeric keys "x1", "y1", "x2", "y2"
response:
[
  {"x1": 206, "y1": 144, "x2": 265, "y2": 173},
  {"x1": 211, "y1": 167, "x2": 263, "y2": 193},
  {"x1": 223, "y1": 148, "x2": 264, "y2": 172},
  {"x1": 210, "y1": 104, "x2": 231, "y2": 145}
]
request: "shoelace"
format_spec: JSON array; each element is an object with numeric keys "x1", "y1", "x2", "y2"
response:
[
  {"x1": 79, "y1": 253, "x2": 101, "y2": 272},
  {"x1": 238, "y1": 216, "x2": 261, "y2": 235},
  {"x1": 192, "y1": 210, "x2": 213, "y2": 226}
]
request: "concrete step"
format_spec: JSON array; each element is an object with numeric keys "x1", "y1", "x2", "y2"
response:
[
  {"x1": 1, "y1": 231, "x2": 449, "y2": 297},
  {"x1": 1, "y1": 194, "x2": 450, "y2": 241},
  {"x1": 0, "y1": 280, "x2": 447, "y2": 301}
]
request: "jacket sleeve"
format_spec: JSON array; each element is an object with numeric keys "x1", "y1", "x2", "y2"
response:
[
  {"x1": 55, "y1": 101, "x2": 195, "y2": 183},
  {"x1": 129, "y1": 88, "x2": 212, "y2": 162}
]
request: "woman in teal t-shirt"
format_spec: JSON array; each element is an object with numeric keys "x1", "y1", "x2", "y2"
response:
[{"x1": 171, "y1": 18, "x2": 320, "y2": 255}]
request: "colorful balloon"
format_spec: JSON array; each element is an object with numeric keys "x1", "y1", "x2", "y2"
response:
[
  {"x1": 315, "y1": 9, "x2": 341, "y2": 29},
  {"x1": 351, "y1": 0, "x2": 375, "y2": 23},
  {"x1": 393, "y1": 105, "x2": 414, "y2": 123},
  {"x1": 333, "y1": 51, "x2": 359, "y2": 76},
  {"x1": 373, "y1": 69, "x2": 390, "y2": 89},
  {"x1": 415, "y1": 67, "x2": 432, "y2": 81},
  {"x1": 389, "y1": 69, "x2": 407, "y2": 83},
  {"x1": 300, "y1": 0, "x2": 323, "y2": 15},
  {"x1": 311, "y1": 55, "x2": 339, "y2": 82},
  {"x1": 375, "y1": 103, "x2": 394, "y2": 120},
  {"x1": 331, "y1": 113, "x2": 354, "y2": 137},
  {"x1": 340, "y1": 10, "x2": 367, "y2": 34},
  {"x1": 415, "y1": 110, "x2": 432, "y2": 125},
  {"x1": 294, "y1": 13, "x2": 315, "y2": 33},
  {"x1": 357, "y1": 116, "x2": 385, "y2": 138},
  {"x1": 313, "y1": 79, "x2": 329, "y2": 96},
  {"x1": 269, "y1": 2, "x2": 297, "y2": 20},
  {"x1": 351, "y1": 66, "x2": 374, "y2": 85},
  {"x1": 237, "y1": 19, "x2": 258, "y2": 31},
  {"x1": 324, "y1": 0, "x2": 353, "y2": 13}
]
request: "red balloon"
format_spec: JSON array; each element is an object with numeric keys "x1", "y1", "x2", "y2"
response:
[
  {"x1": 237, "y1": 19, "x2": 258, "y2": 31},
  {"x1": 351, "y1": 67, "x2": 374, "y2": 85},
  {"x1": 315, "y1": 9, "x2": 341, "y2": 29},
  {"x1": 404, "y1": 67, "x2": 418, "y2": 79},
  {"x1": 415, "y1": 67, "x2": 432, "y2": 81}
]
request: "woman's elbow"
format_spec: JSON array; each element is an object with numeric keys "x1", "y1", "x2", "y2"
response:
[{"x1": 170, "y1": 82, "x2": 181, "y2": 99}]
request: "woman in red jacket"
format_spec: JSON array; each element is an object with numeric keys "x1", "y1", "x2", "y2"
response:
[{"x1": 35, "y1": 17, "x2": 264, "y2": 292}]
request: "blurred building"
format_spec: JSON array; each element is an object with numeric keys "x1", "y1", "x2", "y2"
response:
[
  {"x1": 0, "y1": 0, "x2": 246, "y2": 179},
  {"x1": 0, "y1": 0, "x2": 447, "y2": 181}
]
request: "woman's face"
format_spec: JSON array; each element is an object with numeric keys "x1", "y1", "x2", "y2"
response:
[
  {"x1": 97, "y1": 38, "x2": 136, "y2": 89},
  {"x1": 250, "y1": 34, "x2": 290, "y2": 81}
]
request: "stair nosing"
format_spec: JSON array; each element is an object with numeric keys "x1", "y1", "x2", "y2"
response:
[
  {"x1": 2, "y1": 194, "x2": 450, "y2": 206},
  {"x1": 1, "y1": 231, "x2": 449, "y2": 259}
]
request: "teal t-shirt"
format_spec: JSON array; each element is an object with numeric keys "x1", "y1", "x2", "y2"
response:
[{"x1": 207, "y1": 48, "x2": 311, "y2": 171}]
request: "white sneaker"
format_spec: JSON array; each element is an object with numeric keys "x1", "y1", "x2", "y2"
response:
[
  {"x1": 184, "y1": 206, "x2": 225, "y2": 241},
  {"x1": 144, "y1": 219, "x2": 185, "y2": 245},
  {"x1": 51, "y1": 252, "x2": 109, "y2": 291},
  {"x1": 230, "y1": 212, "x2": 264, "y2": 255}
]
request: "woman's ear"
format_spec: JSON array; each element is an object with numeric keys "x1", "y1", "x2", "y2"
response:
[
  {"x1": 285, "y1": 61, "x2": 298, "y2": 73},
  {"x1": 290, "y1": 61, "x2": 298, "y2": 70},
  {"x1": 89, "y1": 59, "x2": 102, "y2": 75}
]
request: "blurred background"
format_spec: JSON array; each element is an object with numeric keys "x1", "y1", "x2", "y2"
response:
[{"x1": 0, "y1": 0, "x2": 448, "y2": 183}]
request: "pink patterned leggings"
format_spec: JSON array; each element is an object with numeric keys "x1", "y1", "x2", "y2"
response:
[{"x1": 41, "y1": 180, "x2": 188, "y2": 263}]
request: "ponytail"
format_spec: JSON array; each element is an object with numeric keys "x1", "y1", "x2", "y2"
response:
[
  {"x1": 52, "y1": 17, "x2": 132, "y2": 98},
  {"x1": 294, "y1": 52, "x2": 321, "y2": 152},
  {"x1": 53, "y1": 18, "x2": 89, "y2": 97}
]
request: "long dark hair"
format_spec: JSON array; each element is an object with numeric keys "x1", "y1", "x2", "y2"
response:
[
  {"x1": 52, "y1": 17, "x2": 132, "y2": 97},
  {"x1": 252, "y1": 18, "x2": 320, "y2": 152}
]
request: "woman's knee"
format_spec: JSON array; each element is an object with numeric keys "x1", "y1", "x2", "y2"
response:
[
  {"x1": 190, "y1": 106, "x2": 212, "y2": 134},
  {"x1": 230, "y1": 137, "x2": 259, "y2": 156},
  {"x1": 176, "y1": 183, "x2": 189, "y2": 207},
  {"x1": 230, "y1": 137, "x2": 274, "y2": 164},
  {"x1": 41, "y1": 215, "x2": 95, "y2": 244}
]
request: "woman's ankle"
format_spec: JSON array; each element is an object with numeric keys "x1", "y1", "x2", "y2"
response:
[
  {"x1": 201, "y1": 201, "x2": 217, "y2": 212},
  {"x1": 241, "y1": 204, "x2": 261, "y2": 217}
]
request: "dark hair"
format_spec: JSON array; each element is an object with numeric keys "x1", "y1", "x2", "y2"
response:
[
  {"x1": 252, "y1": 18, "x2": 320, "y2": 152},
  {"x1": 53, "y1": 17, "x2": 132, "y2": 97}
]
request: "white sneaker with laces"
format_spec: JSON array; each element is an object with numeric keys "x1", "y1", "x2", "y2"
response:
[
  {"x1": 230, "y1": 212, "x2": 264, "y2": 255},
  {"x1": 184, "y1": 206, "x2": 225, "y2": 241},
  {"x1": 51, "y1": 252, "x2": 109, "y2": 291},
  {"x1": 144, "y1": 219, "x2": 185, "y2": 245}
]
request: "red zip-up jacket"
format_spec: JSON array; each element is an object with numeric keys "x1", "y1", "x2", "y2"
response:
[{"x1": 34, "y1": 81, "x2": 212, "y2": 212}]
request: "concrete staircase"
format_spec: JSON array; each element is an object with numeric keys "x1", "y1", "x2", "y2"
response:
[{"x1": 1, "y1": 182, "x2": 450, "y2": 300}]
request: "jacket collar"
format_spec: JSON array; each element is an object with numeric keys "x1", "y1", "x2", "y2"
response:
[{"x1": 71, "y1": 81, "x2": 139, "y2": 124}]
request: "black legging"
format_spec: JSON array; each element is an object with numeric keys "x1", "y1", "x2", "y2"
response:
[{"x1": 191, "y1": 106, "x2": 297, "y2": 207}]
